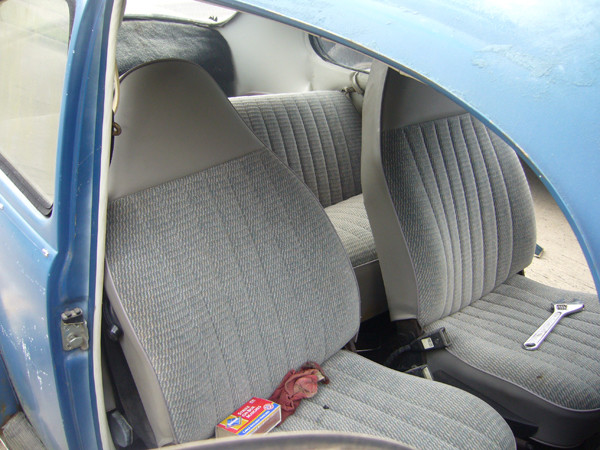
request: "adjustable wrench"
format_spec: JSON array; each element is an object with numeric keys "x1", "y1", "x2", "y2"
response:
[{"x1": 523, "y1": 301, "x2": 584, "y2": 351}]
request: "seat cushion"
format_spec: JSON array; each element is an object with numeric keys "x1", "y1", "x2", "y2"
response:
[
  {"x1": 279, "y1": 350, "x2": 515, "y2": 450},
  {"x1": 325, "y1": 194, "x2": 387, "y2": 320},
  {"x1": 426, "y1": 274, "x2": 600, "y2": 446},
  {"x1": 325, "y1": 194, "x2": 376, "y2": 267},
  {"x1": 107, "y1": 146, "x2": 361, "y2": 444}
]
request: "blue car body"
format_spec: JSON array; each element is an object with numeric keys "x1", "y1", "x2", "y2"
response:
[{"x1": 0, "y1": 0, "x2": 597, "y2": 448}]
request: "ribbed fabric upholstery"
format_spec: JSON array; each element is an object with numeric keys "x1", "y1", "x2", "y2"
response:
[
  {"x1": 106, "y1": 149, "x2": 360, "y2": 443},
  {"x1": 231, "y1": 92, "x2": 377, "y2": 272},
  {"x1": 325, "y1": 194, "x2": 376, "y2": 267},
  {"x1": 106, "y1": 60, "x2": 517, "y2": 449},
  {"x1": 231, "y1": 91, "x2": 362, "y2": 208},
  {"x1": 381, "y1": 114, "x2": 536, "y2": 326},
  {"x1": 106, "y1": 145, "x2": 516, "y2": 448},
  {"x1": 279, "y1": 351, "x2": 515, "y2": 450},
  {"x1": 371, "y1": 98, "x2": 600, "y2": 444},
  {"x1": 427, "y1": 275, "x2": 600, "y2": 410}
]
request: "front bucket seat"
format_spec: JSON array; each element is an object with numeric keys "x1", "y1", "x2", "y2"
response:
[
  {"x1": 104, "y1": 59, "x2": 515, "y2": 449},
  {"x1": 362, "y1": 61, "x2": 600, "y2": 447}
]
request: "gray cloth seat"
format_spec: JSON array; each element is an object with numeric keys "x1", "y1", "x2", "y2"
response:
[
  {"x1": 230, "y1": 91, "x2": 362, "y2": 209},
  {"x1": 428, "y1": 276, "x2": 600, "y2": 410},
  {"x1": 362, "y1": 62, "x2": 600, "y2": 447},
  {"x1": 231, "y1": 92, "x2": 385, "y2": 319},
  {"x1": 279, "y1": 350, "x2": 515, "y2": 449},
  {"x1": 324, "y1": 194, "x2": 375, "y2": 267},
  {"x1": 104, "y1": 59, "x2": 515, "y2": 448}
]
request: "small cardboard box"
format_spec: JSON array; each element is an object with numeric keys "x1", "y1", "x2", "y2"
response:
[{"x1": 215, "y1": 397, "x2": 281, "y2": 438}]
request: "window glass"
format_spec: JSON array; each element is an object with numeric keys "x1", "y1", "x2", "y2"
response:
[
  {"x1": 0, "y1": 0, "x2": 70, "y2": 210},
  {"x1": 310, "y1": 36, "x2": 372, "y2": 73}
]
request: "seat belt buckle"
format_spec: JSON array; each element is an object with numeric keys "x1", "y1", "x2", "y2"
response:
[
  {"x1": 410, "y1": 328, "x2": 450, "y2": 352},
  {"x1": 405, "y1": 365, "x2": 433, "y2": 380},
  {"x1": 385, "y1": 328, "x2": 450, "y2": 370}
]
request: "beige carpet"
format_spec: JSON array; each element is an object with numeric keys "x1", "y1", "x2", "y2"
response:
[{"x1": 524, "y1": 165, "x2": 597, "y2": 295}]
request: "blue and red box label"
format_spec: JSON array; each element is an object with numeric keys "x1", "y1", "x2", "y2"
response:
[{"x1": 216, "y1": 397, "x2": 281, "y2": 438}]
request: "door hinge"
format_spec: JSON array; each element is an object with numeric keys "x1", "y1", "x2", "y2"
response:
[{"x1": 61, "y1": 308, "x2": 89, "y2": 351}]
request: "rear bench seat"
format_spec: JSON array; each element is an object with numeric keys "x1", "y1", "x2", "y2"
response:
[{"x1": 231, "y1": 91, "x2": 386, "y2": 320}]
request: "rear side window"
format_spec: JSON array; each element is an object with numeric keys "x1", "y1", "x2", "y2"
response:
[
  {"x1": 310, "y1": 36, "x2": 372, "y2": 73},
  {"x1": 0, "y1": 0, "x2": 71, "y2": 213}
]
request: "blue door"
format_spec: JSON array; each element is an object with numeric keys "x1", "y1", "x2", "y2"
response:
[{"x1": 0, "y1": 0, "x2": 114, "y2": 447}]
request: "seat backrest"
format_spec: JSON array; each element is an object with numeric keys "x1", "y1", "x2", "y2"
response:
[
  {"x1": 105, "y1": 60, "x2": 360, "y2": 445},
  {"x1": 362, "y1": 62, "x2": 536, "y2": 325},
  {"x1": 230, "y1": 91, "x2": 362, "y2": 208}
]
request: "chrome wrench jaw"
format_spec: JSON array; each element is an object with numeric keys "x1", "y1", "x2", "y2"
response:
[{"x1": 523, "y1": 301, "x2": 584, "y2": 351}]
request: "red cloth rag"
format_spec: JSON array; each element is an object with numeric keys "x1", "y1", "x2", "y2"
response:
[{"x1": 269, "y1": 361, "x2": 329, "y2": 423}]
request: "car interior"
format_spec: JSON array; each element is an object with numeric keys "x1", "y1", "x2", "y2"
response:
[{"x1": 99, "y1": 1, "x2": 600, "y2": 448}]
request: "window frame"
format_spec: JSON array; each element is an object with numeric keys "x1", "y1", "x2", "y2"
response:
[{"x1": 0, "y1": 155, "x2": 52, "y2": 215}]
